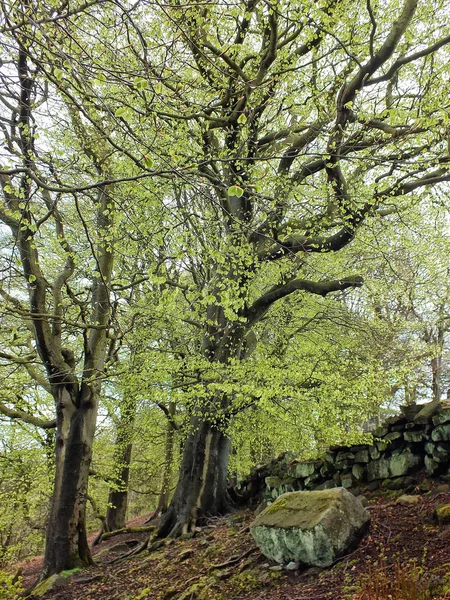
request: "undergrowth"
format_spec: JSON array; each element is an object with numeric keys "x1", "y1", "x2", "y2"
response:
[
  {"x1": 352, "y1": 560, "x2": 450, "y2": 600},
  {"x1": 0, "y1": 569, "x2": 23, "y2": 600}
]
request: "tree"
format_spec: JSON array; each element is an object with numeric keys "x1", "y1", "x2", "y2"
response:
[
  {"x1": 123, "y1": 0, "x2": 450, "y2": 536},
  {"x1": 349, "y1": 196, "x2": 450, "y2": 404},
  {"x1": 0, "y1": 1, "x2": 125, "y2": 576}
]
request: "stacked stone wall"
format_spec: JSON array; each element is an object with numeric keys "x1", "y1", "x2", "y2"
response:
[{"x1": 231, "y1": 402, "x2": 450, "y2": 505}]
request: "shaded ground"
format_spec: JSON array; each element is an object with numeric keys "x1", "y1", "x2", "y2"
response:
[{"x1": 13, "y1": 486, "x2": 450, "y2": 600}]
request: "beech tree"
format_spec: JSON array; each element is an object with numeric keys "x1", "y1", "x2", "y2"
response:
[
  {"x1": 0, "y1": 0, "x2": 135, "y2": 576},
  {"x1": 123, "y1": 0, "x2": 450, "y2": 536}
]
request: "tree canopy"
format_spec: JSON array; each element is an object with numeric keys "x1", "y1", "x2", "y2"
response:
[{"x1": 1, "y1": 0, "x2": 450, "y2": 583}]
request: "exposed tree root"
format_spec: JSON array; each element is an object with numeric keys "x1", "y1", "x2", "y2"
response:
[
  {"x1": 209, "y1": 546, "x2": 259, "y2": 571},
  {"x1": 100, "y1": 525, "x2": 156, "y2": 542},
  {"x1": 110, "y1": 537, "x2": 150, "y2": 563}
]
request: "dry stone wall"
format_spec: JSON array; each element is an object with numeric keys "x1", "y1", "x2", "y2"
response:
[{"x1": 231, "y1": 401, "x2": 450, "y2": 505}]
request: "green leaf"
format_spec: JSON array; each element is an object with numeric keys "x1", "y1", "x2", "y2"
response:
[
  {"x1": 134, "y1": 77, "x2": 149, "y2": 91},
  {"x1": 237, "y1": 113, "x2": 247, "y2": 125},
  {"x1": 228, "y1": 185, "x2": 244, "y2": 197},
  {"x1": 115, "y1": 107, "x2": 128, "y2": 118},
  {"x1": 54, "y1": 68, "x2": 63, "y2": 81},
  {"x1": 143, "y1": 156, "x2": 154, "y2": 169}
]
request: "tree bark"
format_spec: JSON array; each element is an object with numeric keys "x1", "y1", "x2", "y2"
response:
[
  {"x1": 155, "y1": 402, "x2": 177, "y2": 517},
  {"x1": 104, "y1": 443, "x2": 133, "y2": 532},
  {"x1": 158, "y1": 417, "x2": 231, "y2": 537},
  {"x1": 103, "y1": 395, "x2": 137, "y2": 533},
  {"x1": 42, "y1": 385, "x2": 98, "y2": 576}
]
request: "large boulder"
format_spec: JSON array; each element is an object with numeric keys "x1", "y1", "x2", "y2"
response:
[{"x1": 250, "y1": 488, "x2": 370, "y2": 567}]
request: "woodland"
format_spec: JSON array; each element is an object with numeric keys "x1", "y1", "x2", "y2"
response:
[{"x1": 1, "y1": 0, "x2": 450, "y2": 596}]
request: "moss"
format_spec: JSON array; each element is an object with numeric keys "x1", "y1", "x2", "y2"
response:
[
  {"x1": 436, "y1": 504, "x2": 450, "y2": 524},
  {"x1": 134, "y1": 587, "x2": 151, "y2": 599},
  {"x1": 229, "y1": 568, "x2": 263, "y2": 593},
  {"x1": 264, "y1": 497, "x2": 288, "y2": 515},
  {"x1": 178, "y1": 577, "x2": 223, "y2": 600},
  {"x1": 59, "y1": 568, "x2": 82, "y2": 577}
]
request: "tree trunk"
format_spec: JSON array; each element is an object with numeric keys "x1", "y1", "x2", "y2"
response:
[
  {"x1": 431, "y1": 354, "x2": 442, "y2": 402},
  {"x1": 104, "y1": 442, "x2": 133, "y2": 532},
  {"x1": 158, "y1": 417, "x2": 231, "y2": 537},
  {"x1": 41, "y1": 385, "x2": 98, "y2": 577},
  {"x1": 155, "y1": 402, "x2": 176, "y2": 517},
  {"x1": 103, "y1": 395, "x2": 137, "y2": 532}
]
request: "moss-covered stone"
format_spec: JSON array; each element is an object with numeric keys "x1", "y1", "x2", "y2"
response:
[
  {"x1": 432, "y1": 424, "x2": 450, "y2": 442},
  {"x1": 436, "y1": 504, "x2": 450, "y2": 525},
  {"x1": 433, "y1": 407, "x2": 450, "y2": 426},
  {"x1": 404, "y1": 430, "x2": 424, "y2": 442},
  {"x1": 250, "y1": 489, "x2": 370, "y2": 567},
  {"x1": 294, "y1": 462, "x2": 316, "y2": 478},
  {"x1": 385, "y1": 431, "x2": 402, "y2": 442},
  {"x1": 32, "y1": 569, "x2": 81, "y2": 597},
  {"x1": 354, "y1": 450, "x2": 369, "y2": 463},
  {"x1": 425, "y1": 455, "x2": 439, "y2": 475},
  {"x1": 352, "y1": 464, "x2": 365, "y2": 481}
]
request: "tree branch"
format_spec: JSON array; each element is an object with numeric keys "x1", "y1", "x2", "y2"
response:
[
  {"x1": 0, "y1": 400, "x2": 56, "y2": 429},
  {"x1": 246, "y1": 276, "x2": 363, "y2": 326}
]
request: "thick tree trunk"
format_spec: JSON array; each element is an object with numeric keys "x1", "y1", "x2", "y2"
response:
[
  {"x1": 41, "y1": 385, "x2": 98, "y2": 578},
  {"x1": 158, "y1": 418, "x2": 232, "y2": 537}
]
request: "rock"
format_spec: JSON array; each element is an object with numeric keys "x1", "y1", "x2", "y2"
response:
[
  {"x1": 382, "y1": 476, "x2": 415, "y2": 491},
  {"x1": 367, "y1": 458, "x2": 390, "y2": 482},
  {"x1": 385, "y1": 431, "x2": 403, "y2": 442},
  {"x1": 314, "y1": 480, "x2": 335, "y2": 491},
  {"x1": 433, "y1": 407, "x2": 450, "y2": 426},
  {"x1": 250, "y1": 488, "x2": 370, "y2": 567},
  {"x1": 385, "y1": 415, "x2": 406, "y2": 427},
  {"x1": 32, "y1": 570, "x2": 80, "y2": 597},
  {"x1": 369, "y1": 446, "x2": 381, "y2": 460},
  {"x1": 354, "y1": 450, "x2": 370, "y2": 463},
  {"x1": 404, "y1": 431, "x2": 424, "y2": 443},
  {"x1": 367, "y1": 450, "x2": 422, "y2": 481},
  {"x1": 415, "y1": 400, "x2": 441, "y2": 424},
  {"x1": 389, "y1": 449, "x2": 422, "y2": 477},
  {"x1": 396, "y1": 495, "x2": 419, "y2": 506},
  {"x1": 400, "y1": 404, "x2": 423, "y2": 420},
  {"x1": 433, "y1": 445, "x2": 450, "y2": 463},
  {"x1": 294, "y1": 462, "x2": 316, "y2": 478},
  {"x1": 435, "y1": 504, "x2": 450, "y2": 525},
  {"x1": 352, "y1": 464, "x2": 365, "y2": 481},
  {"x1": 427, "y1": 484, "x2": 450, "y2": 497},
  {"x1": 341, "y1": 474, "x2": 355, "y2": 489},
  {"x1": 365, "y1": 481, "x2": 380, "y2": 492},
  {"x1": 432, "y1": 425, "x2": 450, "y2": 442},
  {"x1": 373, "y1": 426, "x2": 389, "y2": 438},
  {"x1": 285, "y1": 561, "x2": 298, "y2": 571},
  {"x1": 265, "y1": 476, "x2": 284, "y2": 489},
  {"x1": 425, "y1": 455, "x2": 440, "y2": 475}
]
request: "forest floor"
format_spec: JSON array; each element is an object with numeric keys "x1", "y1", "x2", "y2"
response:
[{"x1": 12, "y1": 484, "x2": 450, "y2": 600}]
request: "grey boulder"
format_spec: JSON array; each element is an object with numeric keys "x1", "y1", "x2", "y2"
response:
[{"x1": 250, "y1": 488, "x2": 370, "y2": 567}]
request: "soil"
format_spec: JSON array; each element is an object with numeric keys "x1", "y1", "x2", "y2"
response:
[{"x1": 11, "y1": 486, "x2": 450, "y2": 600}]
